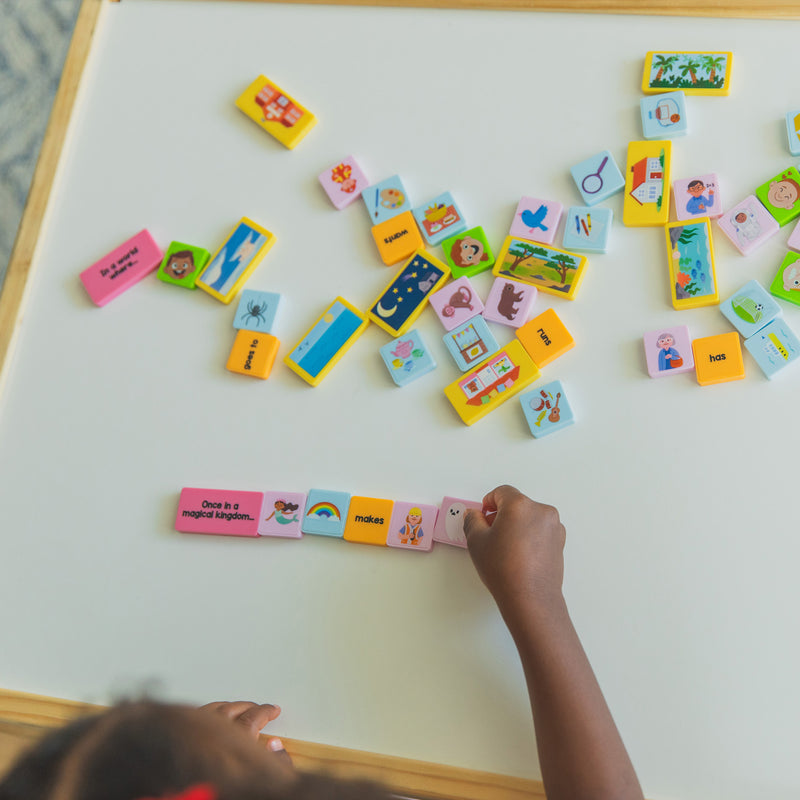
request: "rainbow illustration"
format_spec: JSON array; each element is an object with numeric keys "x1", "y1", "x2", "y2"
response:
[{"x1": 306, "y1": 501, "x2": 341, "y2": 520}]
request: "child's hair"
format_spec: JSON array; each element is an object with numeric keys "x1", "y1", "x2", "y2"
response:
[{"x1": 0, "y1": 702, "x2": 390, "y2": 800}]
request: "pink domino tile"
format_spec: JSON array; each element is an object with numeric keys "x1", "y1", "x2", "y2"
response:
[
  {"x1": 433, "y1": 496, "x2": 481, "y2": 549},
  {"x1": 509, "y1": 197, "x2": 563, "y2": 245},
  {"x1": 258, "y1": 491, "x2": 307, "y2": 538},
  {"x1": 387, "y1": 502, "x2": 438, "y2": 551},
  {"x1": 788, "y1": 218, "x2": 800, "y2": 252},
  {"x1": 175, "y1": 487, "x2": 263, "y2": 537},
  {"x1": 482, "y1": 276, "x2": 537, "y2": 328},
  {"x1": 429, "y1": 276, "x2": 484, "y2": 331},
  {"x1": 716, "y1": 195, "x2": 779, "y2": 256},
  {"x1": 318, "y1": 155, "x2": 369, "y2": 209},
  {"x1": 643, "y1": 325, "x2": 695, "y2": 378},
  {"x1": 80, "y1": 229, "x2": 163, "y2": 306},
  {"x1": 672, "y1": 173, "x2": 721, "y2": 221}
]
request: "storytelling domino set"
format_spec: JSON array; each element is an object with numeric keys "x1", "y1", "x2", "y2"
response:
[
  {"x1": 73, "y1": 53, "x2": 800, "y2": 542},
  {"x1": 175, "y1": 487, "x2": 480, "y2": 549}
]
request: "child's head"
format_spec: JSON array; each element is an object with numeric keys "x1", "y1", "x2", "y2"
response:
[{"x1": 0, "y1": 701, "x2": 389, "y2": 800}]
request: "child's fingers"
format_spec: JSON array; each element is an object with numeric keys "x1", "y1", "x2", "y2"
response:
[
  {"x1": 463, "y1": 508, "x2": 490, "y2": 539},
  {"x1": 482, "y1": 484, "x2": 522, "y2": 515},
  {"x1": 232, "y1": 703, "x2": 282, "y2": 736},
  {"x1": 199, "y1": 701, "x2": 282, "y2": 736}
]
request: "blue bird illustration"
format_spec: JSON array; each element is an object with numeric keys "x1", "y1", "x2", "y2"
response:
[{"x1": 520, "y1": 205, "x2": 549, "y2": 232}]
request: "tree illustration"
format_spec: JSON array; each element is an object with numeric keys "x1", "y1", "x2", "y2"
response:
[
  {"x1": 701, "y1": 55, "x2": 725, "y2": 84},
  {"x1": 678, "y1": 59, "x2": 701, "y2": 85},
  {"x1": 506, "y1": 242, "x2": 547, "y2": 271},
  {"x1": 652, "y1": 54, "x2": 678, "y2": 82},
  {"x1": 506, "y1": 242, "x2": 536, "y2": 270},
  {"x1": 545, "y1": 254, "x2": 578, "y2": 285}
]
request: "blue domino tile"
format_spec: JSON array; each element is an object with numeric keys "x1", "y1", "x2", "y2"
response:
[
  {"x1": 520, "y1": 380, "x2": 574, "y2": 438},
  {"x1": 412, "y1": 191, "x2": 467, "y2": 246},
  {"x1": 640, "y1": 91, "x2": 688, "y2": 139},
  {"x1": 443, "y1": 316, "x2": 499, "y2": 372},
  {"x1": 379, "y1": 329, "x2": 437, "y2": 386},
  {"x1": 570, "y1": 150, "x2": 625, "y2": 206},
  {"x1": 744, "y1": 318, "x2": 800, "y2": 379},
  {"x1": 562, "y1": 206, "x2": 613, "y2": 253},
  {"x1": 363, "y1": 175, "x2": 411, "y2": 224},
  {"x1": 787, "y1": 111, "x2": 800, "y2": 157},
  {"x1": 233, "y1": 290, "x2": 281, "y2": 333},
  {"x1": 301, "y1": 489, "x2": 351, "y2": 537},
  {"x1": 720, "y1": 280, "x2": 781, "y2": 338}
]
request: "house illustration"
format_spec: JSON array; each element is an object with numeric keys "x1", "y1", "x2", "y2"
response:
[
  {"x1": 629, "y1": 156, "x2": 663, "y2": 205},
  {"x1": 255, "y1": 84, "x2": 303, "y2": 128}
]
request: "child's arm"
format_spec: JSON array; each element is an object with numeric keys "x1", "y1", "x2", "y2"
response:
[{"x1": 464, "y1": 485, "x2": 643, "y2": 800}]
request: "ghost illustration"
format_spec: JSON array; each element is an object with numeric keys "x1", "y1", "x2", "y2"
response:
[{"x1": 444, "y1": 502, "x2": 468, "y2": 545}]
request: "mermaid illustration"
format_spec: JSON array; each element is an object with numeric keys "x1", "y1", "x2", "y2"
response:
[{"x1": 264, "y1": 499, "x2": 300, "y2": 525}]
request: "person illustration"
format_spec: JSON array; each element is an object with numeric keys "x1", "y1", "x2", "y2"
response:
[
  {"x1": 450, "y1": 235, "x2": 489, "y2": 269},
  {"x1": 397, "y1": 508, "x2": 424, "y2": 545},
  {"x1": 685, "y1": 180, "x2": 715, "y2": 215},
  {"x1": 731, "y1": 204, "x2": 762, "y2": 245},
  {"x1": 656, "y1": 332, "x2": 682, "y2": 370},
  {"x1": 163, "y1": 250, "x2": 196, "y2": 280},
  {"x1": 767, "y1": 172, "x2": 800, "y2": 210},
  {"x1": 265, "y1": 500, "x2": 300, "y2": 525}
]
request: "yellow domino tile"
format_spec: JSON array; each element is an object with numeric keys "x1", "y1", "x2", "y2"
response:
[
  {"x1": 444, "y1": 339, "x2": 540, "y2": 426},
  {"x1": 284, "y1": 297, "x2": 369, "y2": 387},
  {"x1": 516, "y1": 307, "x2": 575, "y2": 368},
  {"x1": 642, "y1": 52, "x2": 732, "y2": 96},
  {"x1": 692, "y1": 332, "x2": 745, "y2": 386},
  {"x1": 492, "y1": 236, "x2": 587, "y2": 300},
  {"x1": 623, "y1": 140, "x2": 671, "y2": 227},
  {"x1": 226, "y1": 331, "x2": 280, "y2": 379},
  {"x1": 369, "y1": 250, "x2": 450, "y2": 337},
  {"x1": 665, "y1": 218, "x2": 719, "y2": 310},
  {"x1": 197, "y1": 218, "x2": 276, "y2": 304},
  {"x1": 344, "y1": 496, "x2": 394, "y2": 545},
  {"x1": 235, "y1": 75, "x2": 317, "y2": 149},
  {"x1": 371, "y1": 211, "x2": 423, "y2": 265}
]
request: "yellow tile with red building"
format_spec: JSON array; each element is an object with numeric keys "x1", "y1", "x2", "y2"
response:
[
  {"x1": 623, "y1": 140, "x2": 672, "y2": 227},
  {"x1": 444, "y1": 339, "x2": 540, "y2": 426},
  {"x1": 235, "y1": 75, "x2": 317, "y2": 149}
]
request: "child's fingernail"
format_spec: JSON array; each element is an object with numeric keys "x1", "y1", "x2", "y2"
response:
[{"x1": 268, "y1": 738, "x2": 284, "y2": 751}]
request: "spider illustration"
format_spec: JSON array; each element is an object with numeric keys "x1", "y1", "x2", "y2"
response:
[{"x1": 241, "y1": 299, "x2": 268, "y2": 326}]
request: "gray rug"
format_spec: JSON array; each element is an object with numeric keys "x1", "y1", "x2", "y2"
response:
[{"x1": 0, "y1": 0, "x2": 82, "y2": 290}]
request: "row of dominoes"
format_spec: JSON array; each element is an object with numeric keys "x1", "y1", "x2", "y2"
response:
[{"x1": 175, "y1": 487, "x2": 483, "y2": 550}]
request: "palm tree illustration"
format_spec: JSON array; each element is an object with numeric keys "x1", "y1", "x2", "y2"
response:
[
  {"x1": 652, "y1": 54, "x2": 678, "y2": 82},
  {"x1": 701, "y1": 55, "x2": 725, "y2": 84},
  {"x1": 678, "y1": 59, "x2": 701, "y2": 86}
]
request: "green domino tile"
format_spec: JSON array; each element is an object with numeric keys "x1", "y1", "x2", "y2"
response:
[
  {"x1": 157, "y1": 241, "x2": 210, "y2": 288},
  {"x1": 441, "y1": 226, "x2": 494, "y2": 279},
  {"x1": 769, "y1": 252, "x2": 800, "y2": 308},
  {"x1": 755, "y1": 166, "x2": 800, "y2": 227}
]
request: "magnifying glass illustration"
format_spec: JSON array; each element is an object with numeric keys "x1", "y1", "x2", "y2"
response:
[{"x1": 581, "y1": 156, "x2": 608, "y2": 195}]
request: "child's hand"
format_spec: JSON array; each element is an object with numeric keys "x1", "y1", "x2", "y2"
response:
[
  {"x1": 463, "y1": 485, "x2": 566, "y2": 615},
  {"x1": 199, "y1": 701, "x2": 288, "y2": 759}
]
